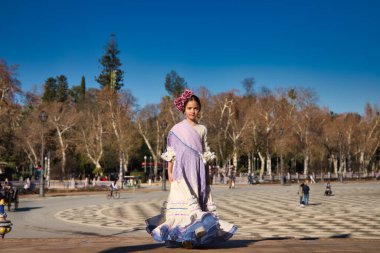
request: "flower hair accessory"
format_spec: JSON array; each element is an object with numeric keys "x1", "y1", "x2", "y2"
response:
[{"x1": 174, "y1": 89, "x2": 193, "y2": 112}]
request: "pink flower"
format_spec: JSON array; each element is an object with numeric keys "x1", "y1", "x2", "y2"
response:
[{"x1": 174, "y1": 89, "x2": 193, "y2": 112}]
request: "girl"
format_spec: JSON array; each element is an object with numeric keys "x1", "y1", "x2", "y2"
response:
[{"x1": 146, "y1": 89, "x2": 237, "y2": 248}]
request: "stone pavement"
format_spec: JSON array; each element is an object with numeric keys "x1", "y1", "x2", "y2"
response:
[
  {"x1": 3, "y1": 181, "x2": 380, "y2": 252},
  {"x1": 1, "y1": 237, "x2": 380, "y2": 253},
  {"x1": 55, "y1": 181, "x2": 380, "y2": 239}
]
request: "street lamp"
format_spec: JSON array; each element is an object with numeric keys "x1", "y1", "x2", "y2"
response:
[
  {"x1": 39, "y1": 110, "x2": 48, "y2": 197},
  {"x1": 144, "y1": 155, "x2": 147, "y2": 173},
  {"x1": 161, "y1": 120, "x2": 168, "y2": 191}
]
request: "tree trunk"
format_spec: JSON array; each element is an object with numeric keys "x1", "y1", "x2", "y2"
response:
[
  {"x1": 258, "y1": 152, "x2": 265, "y2": 179},
  {"x1": 56, "y1": 129, "x2": 67, "y2": 175},
  {"x1": 248, "y1": 153, "x2": 251, "y2": 174},
  {"x1": 303, "y1": 154, "x2": 309, "y2": 175},
  {"x1": 232, "y1": 151, "x2": 238, "y2": 170},
  {"x1": 347, "y1": 153, "x2": 352, "y2": 172},
  {"x1": 332, "y1": 154, "x2": 338, "y2": 174},
  {"x1": 266, "y1": 155, "x2": 272, "y2": 176},
  {"x1": 359, "y1": 151, "x2": 365, "y2": 174}
]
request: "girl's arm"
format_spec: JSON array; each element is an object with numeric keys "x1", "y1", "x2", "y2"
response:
[{"x1": 168, "y1": 161, "x2": 173, "y2": 182}]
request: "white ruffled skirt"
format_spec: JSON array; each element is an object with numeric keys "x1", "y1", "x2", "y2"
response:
[{"x1": 146, "y1": 179, "x2": 237, "y2": 247}]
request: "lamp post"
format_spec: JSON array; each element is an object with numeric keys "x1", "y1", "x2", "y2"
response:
[
  {"x1": 39, "y1": 111, "x2": 48, "y2": 197},
  {"x1": 161, "y1": 120, "x2": 168, "y2": 191},
  {"x1": 144, "y1": 155, "x2": 147, "y2": 173}
]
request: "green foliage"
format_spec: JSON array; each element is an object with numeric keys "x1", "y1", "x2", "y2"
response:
[
  {"x1": 56, "y1": 75, "x2": 69, "y2": 102},
  {"x1": 42, "y1": 77, "x2": 57, "y2": 102},
  {"x1": 70, "y1": 76, "x2": 86, "y2": 104},
  {"x1": 80, "y1": 75, "x2": 86, "y2": 100},
  {"x1": 164, "y1": 70, "x2": 187, "y2": 97},
  {"x1": 42, "y1": 75, "x2": 70, "y2": 103},
  {"x1": 95, "y1": 34, "x2": 124, "y2": 91}
]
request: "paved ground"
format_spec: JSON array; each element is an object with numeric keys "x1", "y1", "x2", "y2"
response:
[
  {"x1": 2, "y1": 237, "x2": 380, "y2": 253},
  {"x1": 2, "y1": 181, "x2": 380, "y2": 252}
]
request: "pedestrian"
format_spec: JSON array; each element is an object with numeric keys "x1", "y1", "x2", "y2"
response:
[
  {"x1": 324, "y1": 181, "x2": 332, "y2": 196},
  {"x1": 298, "y1": 182, "x2": 304, "y2": 206},
  {"x1": 220, "y1": 172, "x2": 225, "y2": 184},
  {"x1": 248, "y1": 173, "x2": 254, "y2": 185},
  {"x1": 229, "y1": 167, "x2": 236, "y2": 189},
  {"x1": 302, "y1": 180, "x2": 310, "y2": 206},
  {"x1": 146, "y1": 89, "x2": 237, "y2": 248}
]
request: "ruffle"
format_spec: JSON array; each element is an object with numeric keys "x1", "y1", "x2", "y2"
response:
[
  {"x1": 200, "y1": 150, "x2": 216, "y2": 164},
  {"x1": 161, "y1": 147, "x2": 176, "y2": 162},
  {"x1": 146, "y1": 180, "x2": 236, "y2": 247}
]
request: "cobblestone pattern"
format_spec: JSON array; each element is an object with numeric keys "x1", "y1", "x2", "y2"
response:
[{"x1": 56, "y1": 183, "x2": 380, "y2": 239}]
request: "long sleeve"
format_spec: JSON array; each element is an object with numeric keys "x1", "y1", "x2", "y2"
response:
[{"x1": 200, "y1": 126, "x2": 216, "y2": 164}]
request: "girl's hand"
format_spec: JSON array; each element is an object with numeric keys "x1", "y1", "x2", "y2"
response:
[{"x1": 169, "y1": 175, "x2": 174, "y2": 182}]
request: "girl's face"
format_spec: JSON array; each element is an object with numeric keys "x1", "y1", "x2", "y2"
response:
[{"x1": 184, "y1": 100, "x2": 200, "y2": 123}]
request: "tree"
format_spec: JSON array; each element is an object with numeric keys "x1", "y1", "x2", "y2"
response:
[
  {"x1": 164, "y1": 70, "x2": 187, "y2": 98},
  {"x1": 15, "y1": 108, "x2": 50, "y2": 171},
  {"x1": 242, "y1": 77, "x2": 255, "y2": 96},
  {"x1": 45, "y1": 102, "x2": 77, "y2": 177},
  {"x1": 136, "y1": 104, "x2": 168, "y2": 179},
  {"x1": 291, "y1": 87, "x2": 321, "y2": 175},
  {"x1": 70, "y1": 76, "x2": 87, "y2": 105},
  {"x1": 357, "y1": 104, "x2": 380, "y2": 174},
  {"x1": 100, "y1": 87, "x2": 139, "y2": 182},
  {"x1": 0, "y1": 60, "x2": 22, "y2": 162},
  {"x1": 79, "y1": 76, "x2": 86, "y2": 101},
  {"x1": 56, "y1": 75, "x2": 69, "y2": 103},
  {"x1": 255, "y1": 88, "x2": 281, "y2": 177},
  {"x1": 95, "y1": 34, "x2": 124, "y2": 91},
  {"x1": 42, "y1": 77, "x2": 57, "y2": 102},
  {"x1": 205, "y1": 92, "x2": 235, "y2": 167},
  {"x1": 0, "y1": 59, "x2": 21, "y2": 105}
]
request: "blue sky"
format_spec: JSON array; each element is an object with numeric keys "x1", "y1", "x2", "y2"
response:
[{"x1": 1, "y1": 0, "x2": 379, "y2": 114}]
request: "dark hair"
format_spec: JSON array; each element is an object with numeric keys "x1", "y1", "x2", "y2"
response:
[{"x1": 183, "y1": 95, "x2": 201, "y2": 112}]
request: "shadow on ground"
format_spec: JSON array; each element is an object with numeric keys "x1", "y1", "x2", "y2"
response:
[
  {"x1": 98, "y1": 234, "x2": 354, "y2": 253},
  {"x1": 98, "y1": 237, "x2": 292, "y2": 252},
  {"x1": 13, "y1": 207, "x2": 42, "y2": 212}
]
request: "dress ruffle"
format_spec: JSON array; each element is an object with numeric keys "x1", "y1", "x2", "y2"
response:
[
  {"x1": 161, "y1": 147, "x2": 176, "y2": 162},
  {"x1": 146, "y1": 180, "x2": 237, "y2": 247},
  {"x1": 201, "y1": 150, "x2": 216, "y2": 164}
]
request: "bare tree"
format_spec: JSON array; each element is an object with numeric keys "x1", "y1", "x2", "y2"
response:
[
  {"x1": 357, "y1": 104, "x2": 380, "y2": 174},
  {"x1": 77, "y1": 89, "x2": 107, "y2": 175},
  {"x1": 136, "y1": 104, "x2": 164, "y2": 179},
  {"x1": 290, "y1": 87, "x2": 321, "y2": 175},
  {"x1": 255, "y1": 88, "x2": 281, "y2": 177},
  {"x1": 44, "y1": 102, "x2": 77, "y2": 177},
  {"x1": 101, "y1": 88, "x2": 138, "y2": 180}
]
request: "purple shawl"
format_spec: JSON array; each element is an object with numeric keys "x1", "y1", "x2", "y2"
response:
[{"x1": 167, "y1": 120, "x2": 207, "y2": 210}]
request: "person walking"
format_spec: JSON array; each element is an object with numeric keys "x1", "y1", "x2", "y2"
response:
[
  {"x1": 228, "y1": 167, "x2": 236, "y2": 189},
  {"x1": 298, "y1": 182, "x2": 304, "y2": 206},
  {"x1": 146, "y1": 89, "x2": 237, "y2": 248},
  {"x1": 324, "y1": 181, "x2": 332, "y2": 196},
  {"x1": 302, "y1": 180, "x2": 310, "y2": 206}
]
